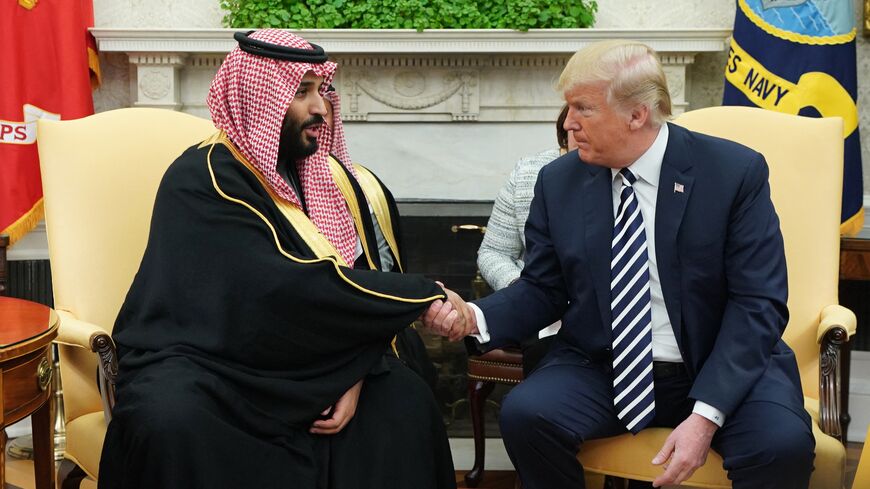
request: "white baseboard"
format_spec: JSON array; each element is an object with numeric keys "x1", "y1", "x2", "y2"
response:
[
  {"x1": 6, "y1": 220, "x2": 48, "y2": 261},
  {"x1": 5, "y1": 417, "x2": 31, "y2": 439},
  {"x1": 848, "y1": 350, "x2": 870, "y2": 442},
  {"x1": 449, "y1": 438, "x2": 513, "y2": 471}
]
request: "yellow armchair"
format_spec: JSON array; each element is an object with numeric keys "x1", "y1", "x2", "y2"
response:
[
  {"x1": 577, "y1": 106, "x2": 856, "y2": 488},
  {"x1": 37, "y1": 108, "x2": 216, "y2": 487}
]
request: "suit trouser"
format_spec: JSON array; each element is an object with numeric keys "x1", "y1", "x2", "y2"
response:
[{"x1": 499, "y1": 346, "x2": 814, "y2": 489}]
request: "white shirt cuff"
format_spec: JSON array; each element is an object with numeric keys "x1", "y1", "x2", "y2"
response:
[
  {"x1": 692, "y1": 400, "x2": 725, "y2": 428},
  {"x1": 468, "y1": 303, "x2": 490, "y2": 344}
]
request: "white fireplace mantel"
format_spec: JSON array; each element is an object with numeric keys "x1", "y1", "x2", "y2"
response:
[
  {"x1": 91, "y1": 28, "x2": 730, "y2": 54},
  {"x1": 92, "y1": 28, "x2": 729, "y2": 119},
  {"x1": 89, "y1": 28, "x2": 731, "y2": 201}
]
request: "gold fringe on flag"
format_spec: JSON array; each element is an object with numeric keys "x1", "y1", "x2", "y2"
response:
[
  {"x1": 88, "y1": 46, "x2": 101, "y2": 89},
  {"x1": 841, "y1": 208, "x2": 865, "y2": 237},
  {"x1": 1, "y1": 198, "x2": 44, "y2": 247}
]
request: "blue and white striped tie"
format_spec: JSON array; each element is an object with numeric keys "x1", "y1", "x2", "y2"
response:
[{"x1": 610, "y1": 168, "x2": 655, "y2": 433}]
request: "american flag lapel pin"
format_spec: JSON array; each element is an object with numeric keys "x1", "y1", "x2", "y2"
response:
[{"x1": 673, "y1": 182, "x2": 684, "y2": 193}]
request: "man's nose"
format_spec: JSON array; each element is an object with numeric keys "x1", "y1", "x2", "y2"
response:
[
  {"x1": 311, "y1": 93, "x2": 327, "y2": 115},
  {"x1": 563, "y1": 117, "x2": 579, "y2": 132},
  {"x1": 563, "y1": 108, "x2": 580, "y2": 131}
]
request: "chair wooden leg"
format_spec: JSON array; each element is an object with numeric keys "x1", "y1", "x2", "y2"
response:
[
  {"x1": 841, "y1": 341, "x2": 852, "y2": 438},
  {"x1": 513, "y1": 473, "x2": 523, "y2": 489},
  {"x1": 464, "y1": 378, "x2": 496, "y2": 488},
  {"x1": 57, "y1": 459, "x2": 89, "y2": 489}
]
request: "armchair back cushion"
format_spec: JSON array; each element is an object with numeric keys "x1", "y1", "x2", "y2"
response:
[
  {"x1": 673, "y1": 106, "x2": 842, "y2": 399},
  {"x1": 37, "y1": 108, "x2": 216, "y2": 478}
]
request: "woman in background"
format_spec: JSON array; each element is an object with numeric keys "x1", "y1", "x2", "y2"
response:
[{"x1": 477, "y1": 105, "x2": 576, "y2": 374}]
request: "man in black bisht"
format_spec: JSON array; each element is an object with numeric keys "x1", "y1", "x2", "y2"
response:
[{"x1": 98, "y1": 29, "x2": 460, "y2": 489}]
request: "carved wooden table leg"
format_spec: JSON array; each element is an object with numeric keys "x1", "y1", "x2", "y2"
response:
[
  {"x1": 31, "y1": 395, "x2": 55, "y2": 489},
  {"x1": 0, "y1": 298, "x2": 58, "y2": 489},
  {"x1": 0, "y1": 428, "x2": 6, "y2": 489}
]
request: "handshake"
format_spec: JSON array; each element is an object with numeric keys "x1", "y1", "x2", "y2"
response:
[{"x1": 419, "y1": 283, "x2": 479, "y2": 342}]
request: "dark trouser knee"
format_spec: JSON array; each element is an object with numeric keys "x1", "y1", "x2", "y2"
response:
[
  {"x1": 499, "y1": 389, "x2": 588, "y2": 489},
  {"x1": 722, "y1": 408, "x2": 814, "y2": 489},
  {"x1": 770, "y1": 427, "x2": 814, "y2": 469},
  {"x1": 499, "y1": 389, "x2": 538, "y2": 447},
  {"x1": 753, "y1": 425, "x2": 815, "y2": 474},
  {"x1": 500, "y1": 388, "x2": 578, "y2": 449}
]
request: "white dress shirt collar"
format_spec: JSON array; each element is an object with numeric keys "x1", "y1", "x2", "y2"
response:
[{"x1": 610, "y1": 123, "x2": 669, "y2": 189}]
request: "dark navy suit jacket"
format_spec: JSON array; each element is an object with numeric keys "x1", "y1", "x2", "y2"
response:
[{"x1": 476, "y1": 123, "x2": 806, "y2": 418}]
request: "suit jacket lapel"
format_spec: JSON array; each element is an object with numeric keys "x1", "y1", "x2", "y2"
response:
[
  {"x1": 583, "y1": 164, "x2": 615, "y2": 333},
  {"x1": 655, "y1": 123, "x2": 694, "y2": 352}
]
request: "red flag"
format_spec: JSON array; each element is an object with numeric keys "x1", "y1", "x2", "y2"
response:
[{"x1": 0, "y1": 0, "x2": 99, "y2": 245}]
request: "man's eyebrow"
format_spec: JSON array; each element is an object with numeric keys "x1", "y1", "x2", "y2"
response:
[{"x1": 298, "y1": 81, "x2": 320, "y2": 89}]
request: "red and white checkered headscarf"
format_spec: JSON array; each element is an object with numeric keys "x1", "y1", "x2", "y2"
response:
[
  {"x1": 207, "y1": 29, "x2": 358, "y2": 265},
  {"x1": 323, "y1": 90, "x2": 352, "y2": 166}
]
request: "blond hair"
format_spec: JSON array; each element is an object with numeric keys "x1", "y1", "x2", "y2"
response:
[{"x1": 557, "y1": 40, "x2": 672, "y2": 126}]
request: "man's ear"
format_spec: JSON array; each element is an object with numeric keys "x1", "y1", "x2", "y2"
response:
[{"x1": 628, "y1": 104, "x2": 650, "y2": 130}]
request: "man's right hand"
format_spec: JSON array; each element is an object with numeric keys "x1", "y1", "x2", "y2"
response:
[{"x1": 421, "y1": 285, "x2": 477, "y2": 341}]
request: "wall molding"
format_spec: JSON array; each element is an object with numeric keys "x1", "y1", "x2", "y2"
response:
[{"x1": 90, "y1": 28, "x2": 731, "y2": 54}]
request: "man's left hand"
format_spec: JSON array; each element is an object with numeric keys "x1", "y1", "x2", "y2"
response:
[
  {"x1": 310, "y1": 379, "x2": 363, "y2": 435},
  {"x1": 651, "y1": 413, "x2": 718, "y2": 487}
]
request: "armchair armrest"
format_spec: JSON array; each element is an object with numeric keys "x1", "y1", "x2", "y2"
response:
[
  {"x1": 817, "y1": 304, "x2": 857, "y2": 342},
  {"x1": 54, "y1": 309, "x2": 118, "y2": 422},
  {"x1": 55, "y1": 309, "x2": 110, "y2": 348},
  {"x1": 817, "y1": 304, "x2": 856, "y2": 442}
]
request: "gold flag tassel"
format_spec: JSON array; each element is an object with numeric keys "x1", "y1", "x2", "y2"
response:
[{"x1": 1, "y1": 199, "x2": 44, "y2": 246}]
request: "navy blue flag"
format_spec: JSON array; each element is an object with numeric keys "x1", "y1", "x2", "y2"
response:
[{"x1": 723, "y1": 0, "x2": 863, "y2": 235}]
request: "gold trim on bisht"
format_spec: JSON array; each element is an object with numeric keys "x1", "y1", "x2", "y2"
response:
[
  {"x1": 341, "y1": 162, "x2": 408, "y2": 357},
  {"x1": 352, "y1": 163, "x2": 403, "y2": 272},
  {"x1": 202, "y1": 131, "x2": 444, "y2": 305},
  {"x1": 326, "y1": 157, "x2": 376, "y2": 270},
  {"x1": 202, "y1": 131, "x2": 345, "y2": 264}
]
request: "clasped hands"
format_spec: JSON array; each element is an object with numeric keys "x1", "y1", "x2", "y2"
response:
[{"x1": 420, "y1": 283, "x2": 478, "y2": 342}]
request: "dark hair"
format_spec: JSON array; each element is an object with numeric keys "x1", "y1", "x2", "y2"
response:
[{"x1": 556, "y1": 104, "x2": 569, "y2": 150}]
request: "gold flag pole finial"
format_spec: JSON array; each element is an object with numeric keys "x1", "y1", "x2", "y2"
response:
[{"x1": 864, "y1": 0, "x2": 870, "y2": 37}]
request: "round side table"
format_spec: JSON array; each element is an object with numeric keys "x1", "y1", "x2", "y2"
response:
[{"x1": 0, "y1": 296, "x2": 59, "y2": 489}]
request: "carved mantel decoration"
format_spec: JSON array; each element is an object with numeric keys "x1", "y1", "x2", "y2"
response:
[{"x1": 339, "y1": 60, "x2": 480, "y2": 121}]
